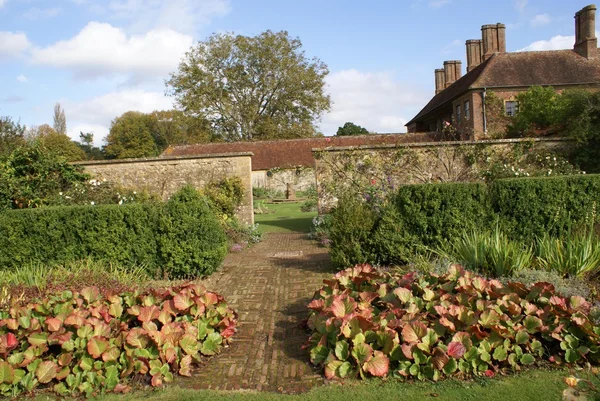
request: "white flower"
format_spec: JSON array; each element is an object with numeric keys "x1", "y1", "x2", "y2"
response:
[
  {"x1": 90, "y1": 201, "x2": 95, "y2": 205},
  {"x1": 59, "y1": 192, "x2": 63, "y2": 196},
  {"x1": 118, "y1": 200, "x2": 123, "y2": 205},
  {"x1": 133, "y1": 191, "x2": 137, "y2": 195}
]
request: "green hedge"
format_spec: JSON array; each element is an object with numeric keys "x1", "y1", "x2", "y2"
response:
[
  {"x1": 0, "y1": 190, "x2": 227, "y2": 278},
  {"x1": 329, "y1": 174, "x2": 600, "y2": 268}
]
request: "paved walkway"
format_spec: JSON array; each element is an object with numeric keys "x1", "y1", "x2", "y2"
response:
[{"x1": 178, "y1": 233, "x2": 333, "y2": 393}]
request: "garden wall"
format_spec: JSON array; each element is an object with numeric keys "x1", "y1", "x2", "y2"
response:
[
  {"x1": 313, "y1": 137, "x2": 572, "y2": 212},
  {"x1": 78, "y1": 152, "x2": 254, "y2": 225},
  {"x1": 252, "y1": 167, "x2": 315, "y2": 193}
]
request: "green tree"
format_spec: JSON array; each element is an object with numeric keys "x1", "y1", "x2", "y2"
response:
[
  {"x1": 77, "y1": 132, "x2": 104, "y2": 160},
  {"x1": 104, "y1": 111, "x2": 159, "y2": 159},
  {"x1": 31, "y1": 124, "x2": 86, "y2": 162},
  {"x1": 508, "y1": 86, "x2": 560, "y2": 136},
  {"x1": 53, "y1": 102, "x2": 67, "y2": 135},
  {"x1": 0, "y1": 116, "x2": 26, "y2": 158},
  {"x1": 336, "y1": 122, "x2": 370, "y2": 136},
  {"x1": 166, "y1": 30, "x2": 331, "y2": 141},
  {"x1": 149, "y1": 109, "x2": 212, "y2": 148}
]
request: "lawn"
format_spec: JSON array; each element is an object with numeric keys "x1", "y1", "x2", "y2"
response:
[
  {"x1": 254, "y1": 201, "x2": 316, "y2": 233},
  {"x1": 42, "y1": 369, "x2": 575, "y2": 401}
]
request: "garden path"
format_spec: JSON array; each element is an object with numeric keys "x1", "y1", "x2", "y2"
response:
[{"x1": 177, "y1": 233, "x2": 332, "y2": 393}]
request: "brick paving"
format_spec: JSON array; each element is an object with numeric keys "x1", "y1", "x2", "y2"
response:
[{"x1": 178, "y1": 233, "x2": 333, "y2": 393}]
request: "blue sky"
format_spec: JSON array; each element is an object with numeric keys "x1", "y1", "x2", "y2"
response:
[{"x1": 0, "y1": 0, "x2": 595, "y2": 145}]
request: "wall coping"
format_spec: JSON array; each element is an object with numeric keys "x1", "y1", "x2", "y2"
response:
[
  {"x1": 311, "y1": 137, "x2": 573, "y2": 153},
  {"x1": 75, "y1": 152, "x2": 254, "y2": 166}
]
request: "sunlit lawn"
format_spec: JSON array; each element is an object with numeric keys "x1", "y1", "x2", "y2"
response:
[{"x1": 254, "y1": 201, "x2": 316, "y2": 233}]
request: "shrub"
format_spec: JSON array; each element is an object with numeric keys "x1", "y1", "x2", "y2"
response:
[
  {"x1": 0, "y1": 283, "x2": 236, "y2": 397},
  {"x1": 306, "y1": 264, "x2": 600, "y2": 381},
  {"x1": 203, "y1": 177, "x2": 244, "y2": 218},
  {"x1": 300, "y1": 199, "x2": 318, "y2": 212},
  {"x1": 0, "y1": 187, "x2": 227, "y2": 278}
]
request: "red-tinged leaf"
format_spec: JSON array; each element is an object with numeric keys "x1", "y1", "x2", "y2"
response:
[
  {"x1": 80, "y1": 286, "x2": 101, "y2": 304},
  {"x1": 479, "y1": 310, "x2": 500, "y2": 327},
  {"x1": 56, "y1": 366, "x2": 70, "y2": 380},
  {"x1": 58, "y1": 353, "x2": 73, "y2": 367},
  {"x1": 87, "y1": 336, "x2": 109, "y2": 359},
  {"x1": 432, "y1": 347, "x2": 449, "y2": 370},
  {"x1": 138, "y1": 305, "x2": 161, "y2": 323},
  {"x1": 307, "y1": 299, "x2": 325, "y2": 311},
  {"x1": 325, "y1": 360, "x2": 344, "y2": 379},
  {"x1": 151, "y1": 374, "x2": 163, "y2": 387},
  {"x1": 352, "y1": 343, "x2": 373, "y2": 365},
  {"x1": 331, "y1": 295, "x2": 357, "y2": 318},
  {"x1": 158, "y1": 309, "x2": 172, "y2": 325},
  {"x1": 28, "y1": 332, "x2": 48, "y2": 346},
  {"x1": 570, "y1": 296, "x2": 590, "y2": 313},
  {"x1": 524, "y1": 302, "x2": 538, "y2": 315},
  {"x1": 64, "y1": 313, "x2": 86, "y2": 328},
  {"x1": 126, "y1": 328, "x2": 150, "y2": 349},
  {"x1": 359, "y1": 292, "x2": 378, "y2": 303},
  {"x1": 447, "y1": 342, "x2": 466, "y2": 359},
  {"x1": 401, "y1": 343, "x2": 414, "y2": 359},
  {"x1": 164, "y1": 347, "x2": 177, "y2": 364},
  {"x1": 401, "y1": 321, "x2": 427, "y2": 343},
  {"x1": 364, "y1": 351, "x2": 389, "y2": 377},
  {"x1": 173, "y1": 293, "x2": 193, "y2": 311},
  {"x1": 179, "y1": 355, "x2": 193, "y2": 376},
  {"x1": 36, "y1": 360, "x2": 57, "y2": 384},
  {"x1": 0, "y1": 361, "x2": 14, "y2": 384},
  {"x1": 200, "y1": 292, "x2": 219, "y2": 306},
  {"x1": 6, "y1": 333, "x2": 18, "y2": 350},
  {"x1": 439, "y1": 316, "x2": 455, "y2": 331},
  {"x1": 114, "y1": 383, "x2": 131, "y2": 393},
  {"x1": 45, "y1": 317, "x2": 63, "y2": 332},
  {"x1": 549, "y1": 296, "x2": 567, "y2": 309},
  {"x1": 102, "y1": 347, "x2": 121, "y2": 362}
]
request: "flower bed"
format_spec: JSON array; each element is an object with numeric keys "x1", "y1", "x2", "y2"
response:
[
  {"x1": 0, "y1": 283, "x2": 236, "y2": 397},
  {"x1": 305, "y1": 264, "x2": 600, "y2": 381}
]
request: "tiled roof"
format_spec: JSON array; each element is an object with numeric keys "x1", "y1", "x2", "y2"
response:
[
  {"x1": 161, "y1": 133, "x2": 443, "y2": 170},
  {"x1": 407, "y1": 49, "x2": 600, "y2": 125}
]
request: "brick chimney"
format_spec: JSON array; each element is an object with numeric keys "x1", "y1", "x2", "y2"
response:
[
  {"x1": 574, "y1": 5, "x2": 598, "y2": 59},
  {"x1": 481, "y1": 23, "x2": 506, "y2": 60},
  {"x1": 466, "y1": 39, "x2": 483, "y2": 72},
  {"x1": 443, "y1": 60, "x2": 462, "y2": 88},
  {"x1": 434, "y1": 68, "x2": 446, "y2": 94}
]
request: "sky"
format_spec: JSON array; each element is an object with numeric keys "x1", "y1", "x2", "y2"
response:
[{"x1": 0, "y1": 0, "x2": 596, "y2": 145}]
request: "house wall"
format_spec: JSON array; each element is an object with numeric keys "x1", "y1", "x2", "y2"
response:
[
  {"x1": 78, "y1": 153, "x2": 254, "y2": 225},
  {"x1": 252, "y1": 168, "x2": 315, "y2": 193}
]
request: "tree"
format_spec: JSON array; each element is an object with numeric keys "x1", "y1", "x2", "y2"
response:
[
  {"x1": 104, "y1": 111, "x2": 159, "y2": 159},
  {"x1": 149, "y1": 110, "x2": 212, "y2": 148},
  {"x1": 336, "y1": 122, "x2": 370, "y2": 136},
  {"x1": 166, "y1": 30, "x2": 331, "y2": 142},
  {"x1": 0, "y1": 116, "x2": 26, "y2": 158},
  {"x1": 53, "y1": 102, "x2": 67, "y2": 135},
  {"x1": 29, "y1": 124, "x2": 86, "y2": 162},
  {"x1": 77, "y1": 132, "x2": 104, "y2": 160}
]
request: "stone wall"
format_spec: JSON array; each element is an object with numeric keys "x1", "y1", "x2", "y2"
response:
[
  {"x1": 313, "y1": 137, "x2": 573, "y2": 213},
  {"x1": 78, "y1": 153, "x2": 254, "y2": 225},
  {"x1": 252, "y1": 167, "x2": 315, "y2": 194}
]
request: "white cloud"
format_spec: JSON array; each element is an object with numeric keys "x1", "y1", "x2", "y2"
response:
[
  {"x1": 518, "y1": 31, "x2": 600, "y2": 51},
  {"x1": 108, "y1": 0, "x2": 231, "y2": 34},
  {"x1": 530, "y1": 13, "x2": 551, "y2": 28},
  {"x1": 321, "y1": 69, "x2": 429, "y2": 135},
  {"x1": 0, "y1": 31, "x2": 31, "y2": 59},
  {"x1": 66, "y1": 89, "x2": 174, "y2": 144},
  {"x1": 29, "y1": 22, "x2": 194, "y2": 80},
  {"x1": 515, "y1": 0, "x2": 528, "y2": 13},
  {"x1": 16, "y1": 74, "x2": 28, "y2": 83},
  {"x1": 0, "y1": 0, "x2": 6, "y2": 9},
  {"x1": 429, "y1": 0, "x2": 451, "y2": 8},
  {"x1": 23, "y1": 7, "x2": 61, "y2": 20}
]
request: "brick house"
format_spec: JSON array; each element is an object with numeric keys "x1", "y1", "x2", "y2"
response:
[{"x1": 406, "y1": 4, "x2": 600, "y2": 140}]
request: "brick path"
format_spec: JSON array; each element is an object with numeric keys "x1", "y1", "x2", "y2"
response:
[{"x1": 178, "y1": 233, "x2": 333, "y2": 393}]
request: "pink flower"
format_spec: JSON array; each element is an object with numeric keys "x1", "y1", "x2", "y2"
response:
[
  {"x1": 325, "y1": 137, "x2": 331, "y2": 142},
  {"x1": 484, "y1": 369, "x2": 495, "y2": 378},
  {"x1": 371, "y1": 179, "x2": 376, "y2": 185}
]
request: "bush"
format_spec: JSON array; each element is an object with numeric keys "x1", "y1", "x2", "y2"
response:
[
  {"x1": 300, "y1": 198, "x2": 318, "y2": 212},
  {"x1": 203, "y1": 177, "x2": 244, "y2": 218},
  {"x1": 328, "y1": 174, "x2": 600, "y2": 269},
  {"x1": 306, "y1": 264, "x2": 600, "y2": 381},
  {"x1": 0, "y1": 187, "x2": 227, "y2": 279},
  {"x1": 0, "y1": 283, "x2": 236, "y2": 396}
]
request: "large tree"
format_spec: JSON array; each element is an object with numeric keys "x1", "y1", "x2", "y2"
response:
[
  {"x1": 166, "y1": 30, "x2": 331, "y2": 142},
  {"x1": 104, "y1": 111, "x2": 159, "y2": 159},
  {"x1": 336, "y1": 122, "x2": 370, "y2": 136},
  {"x1": 28, "y1": 124, "x2": 86, "y2": 162},
  {"x1": 0, "y1": 116, "x2": 26, "y2": 158},
  {"x1": 53, "y1": 102, "x2": 67, "y2": 135}
]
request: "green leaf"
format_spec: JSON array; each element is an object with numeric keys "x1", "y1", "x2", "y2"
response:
[
  {"x1": 352, "y1": 343, "x2": 373, "y2": 365},
  {"x1": 180, "y1": 334, "x2": 199, "y2": 355},
  {"x1": 0, "y1": 362, "x2": 14, "y2": 384},
  {"x1": 443, "y1": 358, "x2": 458, "y2": 375},
  {"x1": 520, "y1": 354, "x2": 535, "y2": 365},
  {"x1": 565, "y1": 349, "x2": 579, "y2": 363},
  {"x1": 515, "y1": 330, "x2": 529, "y2": 345},
  {"x1": 493, "y1": 346, "x2": 508, "y2": 361},
  {"x1": 36, "y1": 360, "x2": 57, "y2": 384},
  {"x1": 87, "y1": 336, "x2": 109, "y2": 359},
  {"x1": 310, "y1": 346, "x2": 330, "y2": 365},
  {"x1": 523, "y1": 316, "x2": 542, "y2": 333},
  {"x1": 335, "y1": 340, "x2": 349, "y2": 361},
  {"x1": 479, "y1": 310, "x2": 500, "y2": 327},
  {"x1": 28, "y1": 332, "x2": 48, "y2": 346}
]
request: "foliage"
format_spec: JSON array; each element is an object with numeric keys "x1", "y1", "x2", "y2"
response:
[
  {"x1": 253, "y1": 187, "x2": 283, "y2": 200},
  {"x1": 0, "y1": 145, "x2": 90, "y2": 210},
  {"x1": 507, "y1": 86, "x2": 560, "y2": 137},
  {"x1": 35, "y1": 127, "x2": 87, "y2": 162},
  {"x1": 0, "y1": 187, "x2": 227, "y2": 279},
  {"x1": 53, "y1": 103, "x2": 67, "y2": 135},
  {"x1": 306, "y1": 264, "x2": 600, "y2": 382},
  {"x1": 0, "y1": 116, "x2": 26, "y2": 158},
  {"x1": 440, "y1": 227, "x2": 533, "y2": 277},
  {"x1": 535, "y1": 230, "x2": 600, "y2": 278},
  {"x1": 203, "y1": 177, "x2": 245, "y2": 219},
  {"x1": 104, "y1": 112, "x2": 159, "y2": 159},
  {"x1": 336, "y1": 122, "x2": 369, "y2": 136},
  {"x1": 0, "y1": 283, "x2": 236, "y2": 397},
  {"x1": 507, "y1": 270, "x2": 591, "y2": 300},
  {"x1": 327, "y1": 175, "x2": 599, "y2": 269},
  {"x1": 301, "y1": 199, "x2": 318, "y2": 212},
  {"x1": 484, "y1": 92, "x2": 514, "y2": 139},
  {"x1": 253, "y1": 199, "x2": 273, "y2": 215},
  {"x1": 76, "y1": 132, "x2": 104, "y2": 161},
  {"x1": 166, "y1": 30, "x2": 331, "y2": 141},
  {"x1": 148, "y1": 110, "x2": 213, "y2": 149}
]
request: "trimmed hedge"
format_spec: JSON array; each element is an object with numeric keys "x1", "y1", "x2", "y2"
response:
[
  {"x1": 329, "y1": 174, "x2": 600, "y2": 268},
  {"x1": 0, "y1": 191, "x2": 227, "y2": 278}
]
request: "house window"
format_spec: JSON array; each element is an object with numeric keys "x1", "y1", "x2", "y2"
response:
[
  {"x1": 456, "y1": 104, "x2": 461, "y2": 123},
  {"x1": 464, "y1": 101, "x2": 470, "y2": 120},
  {"x1": 505, "y1": 101, "x2": 518, "y2": 117}
]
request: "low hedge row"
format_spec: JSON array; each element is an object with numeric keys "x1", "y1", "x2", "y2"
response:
[
  {"x1": 329, "y1": 174, "x2": 600, "y2": 268},
  {"x1": 0, "y1": 187, "x2": 227, "y2": 278}
]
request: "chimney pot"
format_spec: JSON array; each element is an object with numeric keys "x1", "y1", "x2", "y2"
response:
[
  {"x1": 466, "y1": 39, "x2": 483, "y2": 71},
  {"x1": 481, "y1": 23, "x2": 506, "y2": 60},
  {"x1": 574, "y1": 4, "x2": 598, "y2": 59},
  {"x1": 443, "y1": 60, "x2": 461, "y2": 88}
]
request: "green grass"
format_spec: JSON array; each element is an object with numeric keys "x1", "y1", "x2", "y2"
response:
[
  {"x1": 31, "y1": 369, "x2": 575, "y2": 401},
  {"x1": 254, "y1": 202, "x2": 316, "y2": 233}
]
